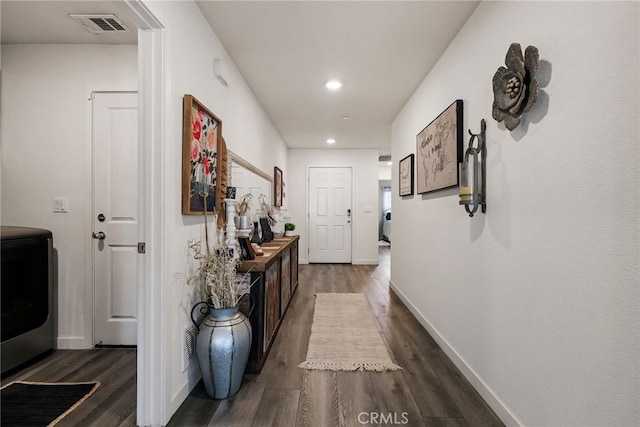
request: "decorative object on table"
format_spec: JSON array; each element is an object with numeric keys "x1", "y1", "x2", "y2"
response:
[
  {"x1": 226, "y1": 186, "x2": 236, "y2": 199},
  {"x1": 250, "y1": 221, "x2": 261, "y2": 244},
  {"x1": 284, "y1": 222, "x2": 296, "y2": 237},
  {"x1": 224, "y1": 198, "x2": 239, "y2": 259},
  {"x1": 187, "y1": 195, "x2": 253, "y2": 400},
  {"x1": 398, "y1": 154, "x2": 414, "y2": 197},
  {"x1": 274, "y1": 166, "x2": 283, "y2": 207},
  {"x1": 182, "y1": 94, "x2": 223, "y2": 216},
  {"x1": 236, "y1": 227, "x2": 251, "y2": 239},
  {"x1": 236, "y1": 193, "x2": 252, "y2": 216},
  {"x1": 492, "y1": 43, "x2": 539, "y2": 131},
  {"x1": 251, "y1": 243, "x2": 264, "y2": 256},
  {"x1": 298, "y1": 293, "x2": 401, "y2": 372},
  {"x1": 235, "y1": 193, "x2": 253, "y2": 234},
  {"x1": 459, "y1": 119, "x2": 487, "y2": 217},
  {"x1": 216, "y1": 137, "x2": 229, "y2": 229},
  {"x1": 1, "y1": 381, "x2": 100, "y2": 426},
  {"x1": 258, "y1": 194, "x2": 277, "y2": 226},
  {"x1": 237, "y1": 236, "x2": 255, "y2": 260},
  {"x1": 416, "y1": 100, "x2": 463, "y2": 194},
  {"x1": 235, "y1": 215, "x2": 251, "y2": 231},
  {"x1": 259, "y1": 217, "x2": 274, "y2": 243}
]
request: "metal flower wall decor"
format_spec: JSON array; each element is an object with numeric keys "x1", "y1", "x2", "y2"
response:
[{"x1": 492, "y1": 43, "x2": 539, "y2": 131}]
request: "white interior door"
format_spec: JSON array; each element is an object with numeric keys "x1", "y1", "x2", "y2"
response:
[
  {"x1": 93, "y1": 92, "x2": 139, "y2": 346},
  {"x1": 308, "y1": 167, "x2": 352, "y2": 263}
]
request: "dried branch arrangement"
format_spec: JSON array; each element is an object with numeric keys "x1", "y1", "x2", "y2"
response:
[
  {"x1": 236, "y1": 193, "x2": 253, "y2": 217},
  {"x1": 187, "y1": 194, "x2": 253, "y2": 308}
]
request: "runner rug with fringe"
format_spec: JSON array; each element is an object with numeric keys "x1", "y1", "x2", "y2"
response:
[
  {"x1": 298, "y1": 292, "x2": 401, "y2": 372},
  {"x1": 1, "y1": 381, "x2": 100, "y2": 426}
]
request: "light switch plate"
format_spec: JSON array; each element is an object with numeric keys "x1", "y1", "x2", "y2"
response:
[{"x1": 53, "y1": 197, "x2": 69, "y2": 213}]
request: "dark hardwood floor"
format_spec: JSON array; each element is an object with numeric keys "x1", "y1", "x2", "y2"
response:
[
  {"x1": 1, "y1": 246, "x2": 503, "y2": 426},
  {"x1": 170, "y1": 246, "x2": 503, "y2": 427},
  {"x1": 1, "y1": 347, "x2": 137, "y2": 426}
]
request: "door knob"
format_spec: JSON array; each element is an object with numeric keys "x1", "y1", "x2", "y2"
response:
[{"x1": 93, "y1": 231, "x2": 106, "y2": 240}]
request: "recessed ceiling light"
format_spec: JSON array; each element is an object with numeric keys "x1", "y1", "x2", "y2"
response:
[
  {"x1": 342, "y1": 116, "x2": 350, "y2": 120},
  {"x1": 387, "y1": 162, "x2": 392, "y2": 166},
  {"x1": 326, "y1": 138, "x2": 336, "y2": 144},
  {"x1": 325, "y1": 80, "x2": 342, "y2": 90}
]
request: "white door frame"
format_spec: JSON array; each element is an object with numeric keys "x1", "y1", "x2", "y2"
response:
[
  {"x1": 84, "y1": 4, "x2": 166, "y2": 422},
  {"x1": 122, "y1": 2, "x2": 165, "y2": 425}
]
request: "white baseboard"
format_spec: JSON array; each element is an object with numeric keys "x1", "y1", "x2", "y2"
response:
[
  {"x1": 353, "y1": 259, "x2": 379, "y2": 265},
  {"x1": 57, "y1": 336, "x2": 91, "y2": 349},
  {"x1": 169, "y1": 367, "x2": 201, "y2": 419},
  {"x1": 389, "y1": 280, "x2": 520, "y2": 427},
  {"x1": 298, "y1": 258, "x2": 377, "y2": 265}
]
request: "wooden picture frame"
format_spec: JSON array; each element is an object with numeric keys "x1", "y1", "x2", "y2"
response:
[
  {"x1": 182, "y1": 94, "x2": 223, "y2": 215},
  {"x1": 416, "y1": 100, "x2": 463, "y2": 194},
  {"x1": 274, "y1": 166, "x2": 283, "y2": 207},
  {"x1": 399, "y1": 154, "x2": 414, "y2": 196}
]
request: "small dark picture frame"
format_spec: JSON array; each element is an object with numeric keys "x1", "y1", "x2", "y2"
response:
[
  {"x1": 399, "y1": 154, "x2": 414, "y2": 196},
  {"x1": 238, "y1": 237, "x2": 255, "y2": 260},
  {"x1": 274, "y1": 167, "x2": 283, "y2": 207}
]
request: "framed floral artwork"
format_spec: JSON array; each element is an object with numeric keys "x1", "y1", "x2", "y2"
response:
[
  {"x1": 274, "y1": 167, "x2": 283, "y2": 207},
  {"x1": 182, "y1": 95, "x2": 222, "y2": 215}
]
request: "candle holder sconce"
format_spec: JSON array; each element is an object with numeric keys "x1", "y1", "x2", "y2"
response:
[{"x1": 459, "y1": 119, "x2": 486, "y2": 217}]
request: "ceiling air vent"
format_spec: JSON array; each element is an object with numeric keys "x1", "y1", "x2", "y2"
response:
[{"x1": 69, "y1": 14, "x2": 130, "y2": 33}]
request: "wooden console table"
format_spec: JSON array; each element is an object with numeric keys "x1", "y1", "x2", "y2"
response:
[{"x1": 238, "y1": 236, "x2": 299, "y2": 374}]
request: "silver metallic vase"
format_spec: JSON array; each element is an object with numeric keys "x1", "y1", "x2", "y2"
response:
[{"x1": 191, "y1": 302, "x2": 252, "y2": 399}]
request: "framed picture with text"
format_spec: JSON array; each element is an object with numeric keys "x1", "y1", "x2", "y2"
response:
[
  {"x1": 399, "y1": 154, "x2": 414, "y2": 196},
  {"x1": 416, "y1": 100, "x2": 463, "y2": 194}
]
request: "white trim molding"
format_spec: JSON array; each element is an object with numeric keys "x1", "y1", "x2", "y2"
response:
[
  {"x1": 389, "y1": 280, "x2": 521, "y2": 427},
  {"x1": 121, "y1": 0, "x2": 166, "y2": 425},
  {"x1": 137, "y1": 26, "x2": 166, "y2": 426},
  {"x1": 56, "y1": 337, "x2": 89, "y2": 350}
]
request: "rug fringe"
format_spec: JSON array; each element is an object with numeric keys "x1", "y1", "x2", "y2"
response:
[{"x1": 298, "y1": 361, "x2": 402, "y2": 372}]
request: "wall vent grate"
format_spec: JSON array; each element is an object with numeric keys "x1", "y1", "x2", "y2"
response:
[
  {"x1": 69, "y1": 14, "x2": 129, "y2": 33},
  {"x1": 182, "y1": 325, "x2": 197, "y2": 372}
]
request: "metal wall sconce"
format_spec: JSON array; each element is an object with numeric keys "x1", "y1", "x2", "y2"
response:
[{"x1": 459, "y1": 119, "x2": 486, "y2": 217}]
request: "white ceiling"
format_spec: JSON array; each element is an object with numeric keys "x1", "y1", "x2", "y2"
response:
[
  {"x1": 1, "y1": 1, "x2": 138, "y2": 45},
  {"x1": 1, "y1": 1, "x2": 480, "y2": 157},
  {"x1": 195, "y1": 1, "x2": 479, "y2": 156}
]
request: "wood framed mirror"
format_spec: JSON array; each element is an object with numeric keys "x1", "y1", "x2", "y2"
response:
[{"x1": 228, "y1": 151, "x2": 273, "y2": 222}]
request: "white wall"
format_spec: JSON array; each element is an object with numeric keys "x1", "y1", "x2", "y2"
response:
[
  {"x1": 391, "y1": 2, "x2": 639, "y2": 426},
  {"x1": 0, "y1": 44, "x2": 138, "y2": 349},
  {"x1": 288, "y1": 149, "x2": 379, "y2": 265},
  {"x1": 141, "y1": 1, "x2": 288, "y2": 421},
  {"x1": 378, "y1": 163, "x2": 392, "y2": 180}
]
